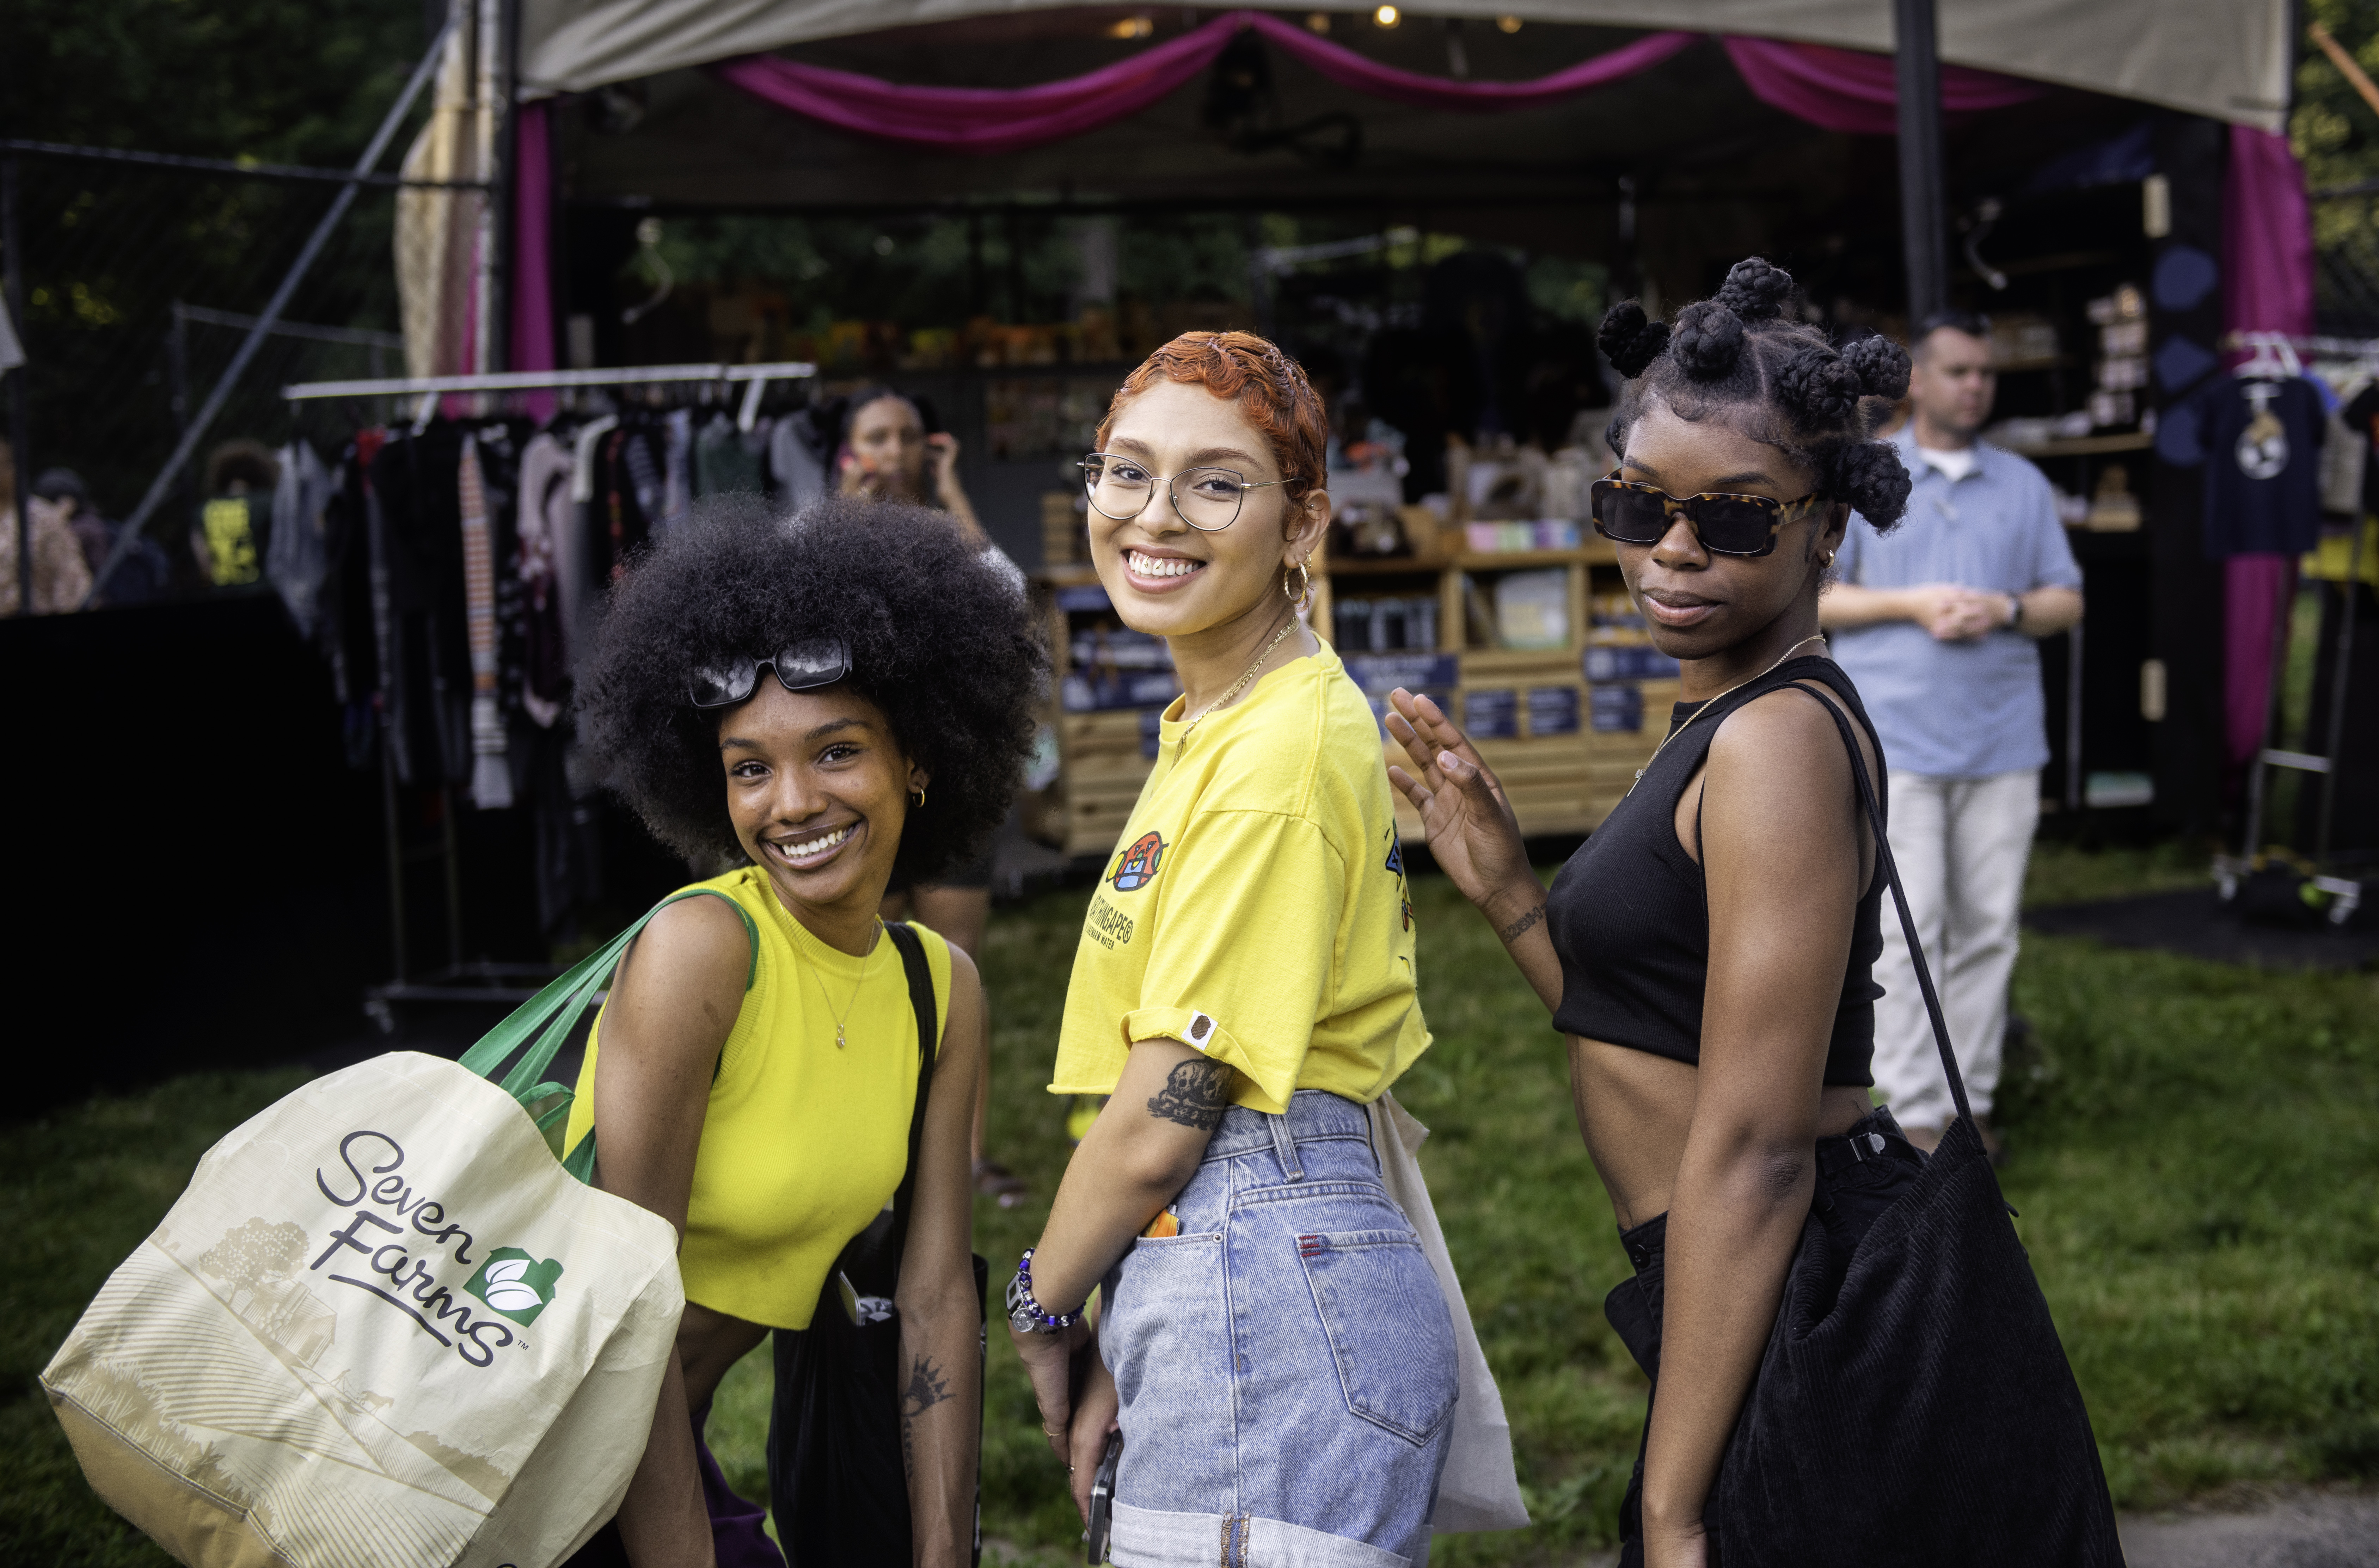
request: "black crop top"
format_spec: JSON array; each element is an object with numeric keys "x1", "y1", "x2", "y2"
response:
[{"x1": 1546, "y1": 656, "x2": 1885, "y2": 1086}]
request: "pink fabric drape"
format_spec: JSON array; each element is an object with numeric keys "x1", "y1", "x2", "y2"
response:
[
  {"x1": 714, "y1": 14, "x2": 2037, "y2": 156},
  {"x1": 2221, "y1": 125, "x2": 2318, "y2": 769},
  {"x1": 1720, "y1": 37, "x2": 2041, "y2": 136},
  {"x1": 508, "y1": 100, "x2": 558, "y2": 425}
]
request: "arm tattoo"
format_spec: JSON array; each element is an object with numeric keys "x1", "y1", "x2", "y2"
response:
[
  {"x1": 899, "y1": 1354, "x2": 951, "y2": 1483},
  {"x1": 1146, "y1": 1058, "x2": 1232, "y2": 1131},
  {"x1": 901, "y1": 1354, "x2": 952, "y2": 1416},
  {"x1": 1497, "y1": 902, "x2": 1547, "y2": 945}
]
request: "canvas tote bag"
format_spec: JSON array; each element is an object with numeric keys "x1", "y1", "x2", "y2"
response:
[{"x1": 41, "y1": 892, "x2": 732, "y2": 1568}]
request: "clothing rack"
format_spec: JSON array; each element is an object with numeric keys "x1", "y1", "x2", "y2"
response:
[
  {"x1": 283, "y1": 360, "x2": 819, "y2": 433},
  {"x1": 284, "y1": 361, "x2": 816, "y2": 1023}
]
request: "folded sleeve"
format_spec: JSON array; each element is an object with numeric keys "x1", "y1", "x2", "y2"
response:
[{"x1": 1121, "y1": 808, "x2": 1339, "y2": 1115}]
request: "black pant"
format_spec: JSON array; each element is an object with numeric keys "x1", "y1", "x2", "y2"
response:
[{"x1": 1605, "y1": 1106, "x2": 1926, "y2": 1567}]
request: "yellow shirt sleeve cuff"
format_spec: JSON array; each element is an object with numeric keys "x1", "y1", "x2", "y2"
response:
[{"x1": 1121, "y1": 1005, "x2": 1292, "y2": 1115}]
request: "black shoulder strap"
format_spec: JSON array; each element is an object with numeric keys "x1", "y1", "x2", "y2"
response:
[
  {"x1": 1791, "y1": 689, "x2": 1971, "y2": 1126},
  {"x1": 882, "y1": 922, "x2": 939, "y2": 1229}
]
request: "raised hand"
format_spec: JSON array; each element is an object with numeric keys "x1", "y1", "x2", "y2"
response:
[{"x1": 1384, "y1": 687, "x2": 1535, "y2": 914}]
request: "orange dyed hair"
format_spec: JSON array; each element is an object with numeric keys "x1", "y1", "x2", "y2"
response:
[{"x1": 1095, "y1": 331, "x2": 1329, "y2": 511}]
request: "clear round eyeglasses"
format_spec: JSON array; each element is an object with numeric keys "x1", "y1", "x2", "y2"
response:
[{"x1": 1078, "y1": 452, "x2": 1292, "y2": 531}]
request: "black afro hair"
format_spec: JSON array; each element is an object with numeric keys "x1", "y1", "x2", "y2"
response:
[
  {"x1": 577, "y1": 491, "x2": 1049, "y2": 879},
  {"x1": 1596, "y1": 256, "x2": 1914, "y2": 532}
]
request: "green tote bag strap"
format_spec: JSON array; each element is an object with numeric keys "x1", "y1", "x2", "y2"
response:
[{"x1": 455, "y1": 887, "x2": 758, "y2": 1185}]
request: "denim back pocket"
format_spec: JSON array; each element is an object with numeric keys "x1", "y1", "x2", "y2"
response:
[{"x1": 1294, "y1": 1229, "x2": 1459, "y2": 1444}]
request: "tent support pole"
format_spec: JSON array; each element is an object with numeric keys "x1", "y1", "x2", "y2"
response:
[
  {"x1": 4, "y1": 152, "x2": 29, "y2": 617},
  {"x1": 1895, "y1": 0, "x2": 1949, "y2": 324}
]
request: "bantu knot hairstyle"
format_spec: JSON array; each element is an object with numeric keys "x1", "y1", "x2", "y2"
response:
[
  {"x1": 1715, "y1": 256, "x2": 1793, "y2": 321},
  {"x1": 1827, "y1": 440, "x2": 1914, "y2": 531},
  {"x1": 1596, "y1": 256, "x2": 1916, "y2": 531},
  {"x1": 1598, "y1": 299, "x2": 1670, "y2": 379},
  {"x1": 1670, "y1": 301, "x2": 1746, "y2": 381},
  {"x1": 1841, "y1": 333, "x2": 1912, "y2": 401}
]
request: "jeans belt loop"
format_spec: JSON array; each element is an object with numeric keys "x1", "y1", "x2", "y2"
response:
[{"x1": 1267, "y1": 1103, "x2": 1305, "y2": 1182}]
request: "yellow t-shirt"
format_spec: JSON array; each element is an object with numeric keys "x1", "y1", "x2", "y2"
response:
[
  {"x1": 561, "y1": 866, "x2": 951, "y2": 1330},
  {"x1": 1048, "y1": 641, "x2": 1430, "y2": 1114}
]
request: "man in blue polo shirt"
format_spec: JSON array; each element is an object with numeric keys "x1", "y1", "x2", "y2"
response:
[{"x1": 1822, "y1": 311, "x2": 2085, "y2": 1157}]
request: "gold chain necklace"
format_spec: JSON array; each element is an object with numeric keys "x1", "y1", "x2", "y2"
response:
[
  {"x1": 1178, "y1": 616, "x2": 1299, "y2": 743},
  {"x1": 813, "y1": 918, "x2": 882, "y2": 1049},
  {"x1": 1626, "y1": 634, "x2": 1827, "y2": 797}
]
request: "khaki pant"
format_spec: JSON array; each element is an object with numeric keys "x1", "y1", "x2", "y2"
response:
[{"x1": 1871, "y1": 767, "x2": 2039, "y2": 1127}]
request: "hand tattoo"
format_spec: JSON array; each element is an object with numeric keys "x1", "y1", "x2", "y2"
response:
[
  {"x1": 1497, "y1": 902, "x2": 1547, "y2": 944},
  {"x1": 1146, "y1": 1058, "x2": 1232, "y2": 1131}
]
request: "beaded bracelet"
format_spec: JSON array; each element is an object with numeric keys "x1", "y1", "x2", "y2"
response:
[{"x1": 1006, "y1": 1247, "x2": 1086, "y2": 1333}]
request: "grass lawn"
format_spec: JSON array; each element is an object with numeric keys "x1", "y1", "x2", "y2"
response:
[{"x1": 6, "y1": 843, "x2": 2374, "y2": 1564}]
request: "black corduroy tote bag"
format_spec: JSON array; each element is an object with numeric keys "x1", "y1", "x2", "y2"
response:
[
  {"x1": 1705, "y1": 702, "x2": 2123, "y2": 1567},
  {"x1": 769, "y1": 924, "x2": 987, "y2": 1568}
]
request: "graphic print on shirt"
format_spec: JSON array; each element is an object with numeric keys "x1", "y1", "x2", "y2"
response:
[
  {"x1": 2237, "y1": 383, "x2": 2289, "y2": 481},
  {"x1": 1385, "y1": 827, "x2": 1413, "y2": 931},
  {"x1": 1111, "y1": 830, "x2": 1165, "y2": 892}
]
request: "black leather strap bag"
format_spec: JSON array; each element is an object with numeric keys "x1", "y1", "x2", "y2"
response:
[
  {"x1": 768, "y1": 923, "x2": 987, "y2": 1568},
  {"x1": 1701, "y1": 698, "x2": 2123, "y2": 1564}
]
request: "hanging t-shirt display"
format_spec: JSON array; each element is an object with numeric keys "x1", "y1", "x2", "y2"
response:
[{"x1": 2197, "y1": 374, "x2": 2325, "y2": 558}]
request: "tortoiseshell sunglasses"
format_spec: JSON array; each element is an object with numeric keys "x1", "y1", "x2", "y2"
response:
[{"x1": 1588, "y1": 472, "x2": 1825, "y2": 558}]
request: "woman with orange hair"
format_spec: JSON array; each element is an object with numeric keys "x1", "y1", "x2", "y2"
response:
[{"x1": 1006, "y1": 334, "x2": 1459, "y2": 1567}]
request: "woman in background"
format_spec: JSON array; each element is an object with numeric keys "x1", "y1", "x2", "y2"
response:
[{"x1": 834, "y1": 384, "x2": 1032, "y2": 1203}]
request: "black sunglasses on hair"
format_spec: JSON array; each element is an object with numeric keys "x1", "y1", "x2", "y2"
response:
[
  {"x1": 689, "y1": 638, "x2": 852, "y2": 709},
  {"x1": 1589, "y1": 473, "x2": 1823, "y2": 559}
]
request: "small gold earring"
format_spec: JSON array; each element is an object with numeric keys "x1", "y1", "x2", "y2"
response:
[
  {"x1": 911, "y1": 787, "x2": 927, "y2": 808},
  {"x1": 1283, "y1": 558, "x2": 1313, "y2": 609},
  {"x1": 1819, "y1": 551, "x2": 1837, "y2": 568}
]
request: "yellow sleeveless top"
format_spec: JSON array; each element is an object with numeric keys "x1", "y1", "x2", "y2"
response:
[{"x1": 561, "y1": 866, "x2": 951, "y2": 1330}]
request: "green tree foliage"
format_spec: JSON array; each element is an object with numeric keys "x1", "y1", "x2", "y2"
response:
[{"x1": 3, "y1": 0, "x2": 428, "y2": 164}]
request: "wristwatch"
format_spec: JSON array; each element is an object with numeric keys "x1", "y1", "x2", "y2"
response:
[
  {"x1": 2005, "y1": 594, "x2": 2024, "y2": 631},
  {"x1": 1005, "y1": 1248, "x2": 1085, "y2": 1336}
]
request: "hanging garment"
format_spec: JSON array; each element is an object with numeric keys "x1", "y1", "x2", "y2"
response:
[
  {"x1": 515, "y1": 431, "x2": 574, "y2": 727},
  {"x1": 369, "y1": 422, "x2": 474, "y2": 787},
  {"x1": 2197, "y1": 374, "x2": 2326, "y2": 558},
  {"x1": 660, "y1": 407, "x2": 695, "y2": 530},
  {"x1": 197, "y1": 492, "x2": 271, "y2": 588},
  {"x1": 459, "y1": 434, "x2": 514, "y2": 809},
  {"x1": 768, "y1": 406, "x2": 832, "y2": 514},
  {"x1": 269, "y1": 440, "x2": 335, "y2": 636},
  {"x1": 694, "y1": 410, "x2": 767, "y2": 497}
]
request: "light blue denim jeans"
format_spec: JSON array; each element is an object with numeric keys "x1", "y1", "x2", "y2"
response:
[{"x1": 1100, "y1": 1090, "x2": 1459, "y2": 1567}]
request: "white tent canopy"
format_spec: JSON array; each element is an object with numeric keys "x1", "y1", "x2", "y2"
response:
[{"x1": 517, "y1": 0, "x2": 2293, "y2": 133}]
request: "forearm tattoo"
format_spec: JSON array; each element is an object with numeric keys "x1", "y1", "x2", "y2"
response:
[
  {"x1": 1497, "y1": 902, "x2": 1547, "y2": 945},
  {"x1": 899, "y1": 1354, "x2": 951, "y2": 1482},
  {"x1": 1146, "y1": 1058, "x2": 1232, "y2": 1131}
]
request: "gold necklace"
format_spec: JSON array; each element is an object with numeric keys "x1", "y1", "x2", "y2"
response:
[
  {"x1": 813, "y1": 919, "x2": 882, "y2": 1049},
  {"x1": 1178, "y1": 616, "x2": 1299, "y2": 743},
  {"x1": 1625, "y1": 634, "x2": 1827, "y2": 797}
]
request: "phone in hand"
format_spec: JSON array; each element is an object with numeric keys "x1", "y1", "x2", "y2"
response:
[{"x1": 1086, "y1": 1429, "x2": 1122, "y2": 1563}]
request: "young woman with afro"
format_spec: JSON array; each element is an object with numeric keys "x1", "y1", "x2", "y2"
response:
[
  {"x1": 558, "y1": 492, "x2": 1044, "y2": 1567},
  {"x1": 1010, "y1": 333, "x2": 1462, "y2": 1566},
  {"x1": 1386, "y1": 258, "x2": 2117, "y2": 1564}
]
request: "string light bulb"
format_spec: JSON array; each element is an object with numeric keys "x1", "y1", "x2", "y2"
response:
[
  {"x1": 1374, "y1": 5, "x2": 1400, "y2": 26},
  {"x1": 1306, "y1": 10, "x2": 1331, "y2": 31},
  {"x1": 1496, "y1": 14, "x2": 1523, "y2": 31},
  {"x1": 1105, "y1": 13, "x2": 1154, "y2": 37}
]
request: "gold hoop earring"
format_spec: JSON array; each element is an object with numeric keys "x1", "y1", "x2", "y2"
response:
[
  {"x1": 911, "y1": 787, "x2": 927, "y2": 809},
  {"x1": 1283, "y1": 558, "x2": 1313, "y2": 610},
  {"x1": 1819, "y1": 551, "x2": 1837, "y2": 568}
]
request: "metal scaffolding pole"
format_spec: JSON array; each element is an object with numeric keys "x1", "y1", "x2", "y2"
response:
[{"x1": 1895, "y1": 0, "x2": 1949, "y2": 324}]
